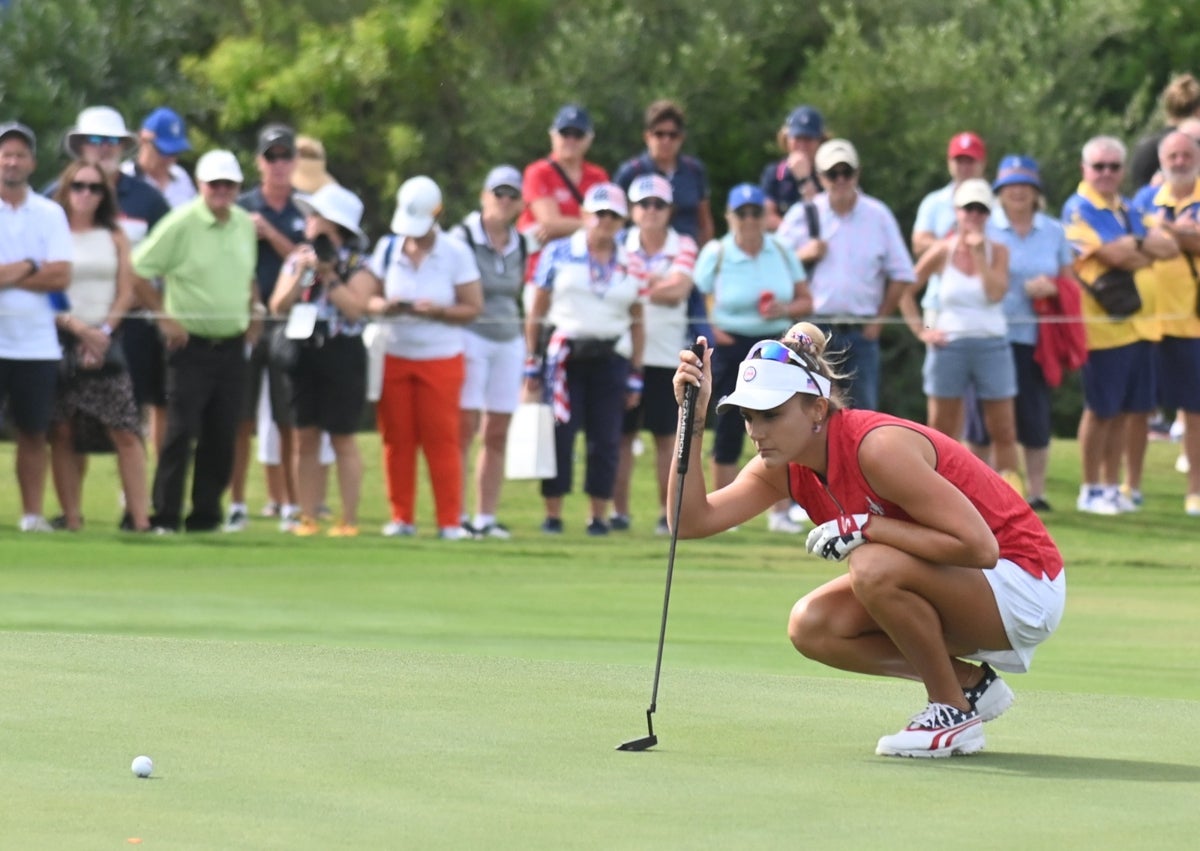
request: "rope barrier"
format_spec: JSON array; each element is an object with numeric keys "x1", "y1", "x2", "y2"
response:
[{"x1": 1, "y1": 308, "x2": 1194, "y2": 327}]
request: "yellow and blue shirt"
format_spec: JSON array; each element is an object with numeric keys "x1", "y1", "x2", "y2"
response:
[
  {"x1": 1131, "y1": 178, "x2": 1200, "y2": 340},
  {"x1": 1062, "y1": 181, "x2": 1155, "y2": 350}
]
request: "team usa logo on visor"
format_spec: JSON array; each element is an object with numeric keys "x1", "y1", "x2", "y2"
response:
[{"x1": 747, "y1": 340, "x2": 830, "y2": 395}]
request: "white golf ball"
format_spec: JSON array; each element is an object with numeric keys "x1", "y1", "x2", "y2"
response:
[{"x1": 131, "y1": 755, "x2": 153, "y2": 778}]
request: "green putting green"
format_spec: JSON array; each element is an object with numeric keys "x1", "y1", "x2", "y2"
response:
[{"x1": 1, "y1": 436, "x2": 1197, "y2": 847}]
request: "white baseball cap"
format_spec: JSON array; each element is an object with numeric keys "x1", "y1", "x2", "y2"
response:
[
  {"x1": 815, "y1": 138, "x2": 860, "y2": 173},
  {"x1": 484, "y1": 165, "x2": 522, "y2": 193},
  {"x1": 953, "y1": 177, "x2": 996, "y2": 210},
  {"x1": 628, "y1": 174, "x2": 673, "y2": 204},
  {"x1": 195, "y1": 150, "x2": 244, "y2": 184},
  {"x1": 582, "y1": 182, "x2": 628, "y2": 218},
  {"x1": 391, "y1": 176, "x2": 442, "y2": 237},
  {"x1": 295, "y1": 183, "x2": 365, "y2": 243},
  {"x1": 716, "y1": 340, "x2": 832, "y2": 414}
]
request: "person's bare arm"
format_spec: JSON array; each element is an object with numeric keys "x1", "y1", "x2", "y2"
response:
[
  {"x1": 0, "y1": 260, "x2": 70, "y2": 292},
  {"x1": 529, "y1": 197, "x2": 583, "y2": 241},
  {"x1": 856, "y1": 427, "x2": 999, "y2": 568}
]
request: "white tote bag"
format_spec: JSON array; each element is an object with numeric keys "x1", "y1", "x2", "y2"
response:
[
  {"x1": 504, "y1": 402, "x2": 557, "y2": 480},
  {"x1": 362, "y1": 321, "x2": 388, "y2": 403}
]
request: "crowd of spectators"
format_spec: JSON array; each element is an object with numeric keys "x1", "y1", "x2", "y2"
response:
[{"x1": 3, "y1": 72, "x2": 1200, "y2": 536}]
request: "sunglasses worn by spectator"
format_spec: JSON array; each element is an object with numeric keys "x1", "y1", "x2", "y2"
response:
[
  {"x1": 84, "y1": 135, "x2": 123, "y2": 146},
  {"x1": 823, "y1": 166, "x2": 856, "y2": 181},
  {"x1": 492, "y1": 187, "x2": 521, "y2": 200},
  {"x1": 734, "y1": 206, "x2": 764, "y2": 219},
  {"x1": 651, "y1": 129, "x2": 681, "y2": 140},
  {"x1": 636, "y1": 198, "x2": 669, "y2": 210},
  {"x1": 69, "y1": 181, "x2": 106, "y2": 195},
  {"x1": 1089, "y1": 161, "x2": 1122, "y2": 172},
  {"x1": 558, "y1": 128, "x2": 587, "y2": 140},
  {"x1": 746, "y1": 340, "x2": 832, "y2": 397},
  {"x1": 595, "y1": 209, "x2": 625, "y2": 220},
  {"x1": 962, "y1": 203, "x2": 990, "y2": 215},
  {"x1": 263, "y1": 149, "x2": 294, "y2": 163}
]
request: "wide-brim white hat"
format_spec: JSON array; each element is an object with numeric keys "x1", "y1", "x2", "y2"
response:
[
  {"x1": 64, "y1": 106, "x2": 137, "y2": 157},
  {"x1": 295, "y1": 183, "x2": 366, "y2": 243}
]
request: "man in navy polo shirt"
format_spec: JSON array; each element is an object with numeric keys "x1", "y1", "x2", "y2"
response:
[{"x1": 228, "y1": 123, "x2": 307, "y2": 532}]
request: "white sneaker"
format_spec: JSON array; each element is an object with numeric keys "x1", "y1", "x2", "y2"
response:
[
  {"x1": 278, "y1": 504, "x2": 300, "y2": 533},
  {"x1": 438, "y1": 526, "x2": 471, "y2": 540},
  {"x1": 963, "y1": 662, "x2": 1014, "y2": 722},
  {"x1": 1076, "y1": 486, "x2": 1119, "y2": 515},
  {"x1": 1176, "y1": 453, "x2": 1190, "y2": 474},
  {"x1": 475, "y1": 522, "x2": 512, "y2": 540},
  {"x1": 382, "y1": 521, "x2": 416, "y2": 537},
  {"x1": 766, "y1": 510, "x2": 805, "y2": 534},
  {"x1": 875, "y1": 703, "x2": 984, "y2": 758},
  {"x1": 223, "y1": 505, "x2": 248, "y2": 532},
  {"x1": 1111, "y1": 487, "x2": 1139, "y2": 513},
  {"x1": 19, "y1": 515, "x2": 54, "y2": 533}
]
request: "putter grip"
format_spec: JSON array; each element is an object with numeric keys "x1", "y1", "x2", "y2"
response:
[{"x1": 675, "y1": 342, "x2": 706, "y2": 475}]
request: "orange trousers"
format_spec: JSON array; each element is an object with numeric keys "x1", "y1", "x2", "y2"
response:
[{"x1": 376, "y1": 353, "x2": 464, "y2": 528}]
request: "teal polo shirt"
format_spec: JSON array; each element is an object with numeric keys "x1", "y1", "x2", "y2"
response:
[{"x1": 133, "y1": 198, "x2": 257, "y2": 338}]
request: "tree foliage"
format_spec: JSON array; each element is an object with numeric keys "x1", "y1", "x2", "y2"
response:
[{"x1": 2, "y1": 0, "x2": 1194, "y2": 425}]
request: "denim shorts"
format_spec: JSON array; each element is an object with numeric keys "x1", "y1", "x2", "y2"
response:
[{"x1": 923, "y1": 336, "x2": 1016, "y2": 399}]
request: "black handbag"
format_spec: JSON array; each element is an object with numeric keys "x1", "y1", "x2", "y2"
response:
[
  {"x1": 58, "y1": 329, "x2": 128, "y2": 379},
  {"x1": 1086, "y1": 268, "x2": 1142, "y2": 318}
]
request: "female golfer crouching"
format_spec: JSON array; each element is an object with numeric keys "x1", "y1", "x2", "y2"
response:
[{"x1": 669, "y1": 322, "x2": 1065, "y2": 758}]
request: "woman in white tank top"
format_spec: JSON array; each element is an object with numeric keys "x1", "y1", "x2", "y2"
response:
[
  {"x1": 48, "y1": 161, "x2": 150, "y2": 532},
  {"x1": 901, "y1": 179, "x2": 1022, "y2": 484}
]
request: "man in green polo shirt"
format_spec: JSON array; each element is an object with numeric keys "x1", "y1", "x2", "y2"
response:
[{"x1": 132, "y1": 149, "x2": 259, "y2": 532}]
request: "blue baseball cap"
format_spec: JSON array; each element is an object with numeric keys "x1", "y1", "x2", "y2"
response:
[
  {"x1": 552, "y1": 104, "x2": 593, "y2": 134},
  {"x1": 726, "y1": 183, "x2": 765, "y2": 210},
  {"x1": 141, "y1": 107, "x2": 190, "y2": 155},
  {"x1": 992, "y1": 154, "x2": 1042, "y2": 191},
  {"x1": 786, "y1": 106, "x2": 825, "y2": 139}
]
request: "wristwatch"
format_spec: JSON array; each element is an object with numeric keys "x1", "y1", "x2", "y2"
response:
[{"x1": 25, "y1": 258, "x2": 40, "y2": 278}]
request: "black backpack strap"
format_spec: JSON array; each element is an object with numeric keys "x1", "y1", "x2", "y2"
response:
[{"x1": 546, "y1": 158, "x2": 585, "y2": 205}]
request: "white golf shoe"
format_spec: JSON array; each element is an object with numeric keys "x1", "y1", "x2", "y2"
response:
[{"x1": 875, "y1": 702, "x2": 984, "y2": 758}]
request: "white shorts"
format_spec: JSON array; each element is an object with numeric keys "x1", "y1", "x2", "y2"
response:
[
  {"x1": 964, "y1": 558, "x2": 1066, "y2": 674},
  {"x1": 460, "y1": 330, "x2": 525, "y2": 414}
]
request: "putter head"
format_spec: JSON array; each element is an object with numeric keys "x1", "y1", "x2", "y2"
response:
[{"x1": 616, "y1": 735, "x2": 657, "y2": 752}]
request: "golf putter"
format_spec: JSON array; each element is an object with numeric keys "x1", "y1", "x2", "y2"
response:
[{"x1": 617, "y1": 340, "x2": 706, "y2": 752}]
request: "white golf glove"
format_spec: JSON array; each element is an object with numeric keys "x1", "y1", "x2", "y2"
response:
[{"x1": 805, "y1": 513, "x2": 871, "y2": 561}]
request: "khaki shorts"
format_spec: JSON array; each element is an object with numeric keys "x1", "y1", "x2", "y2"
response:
[{"x1": 964, "y1": 558, "x2": 1066, "y2": 674}]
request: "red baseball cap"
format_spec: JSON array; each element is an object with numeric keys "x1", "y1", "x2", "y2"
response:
[{"x1": 947, "y1": 132, "x2": 986, "y2": 161}]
